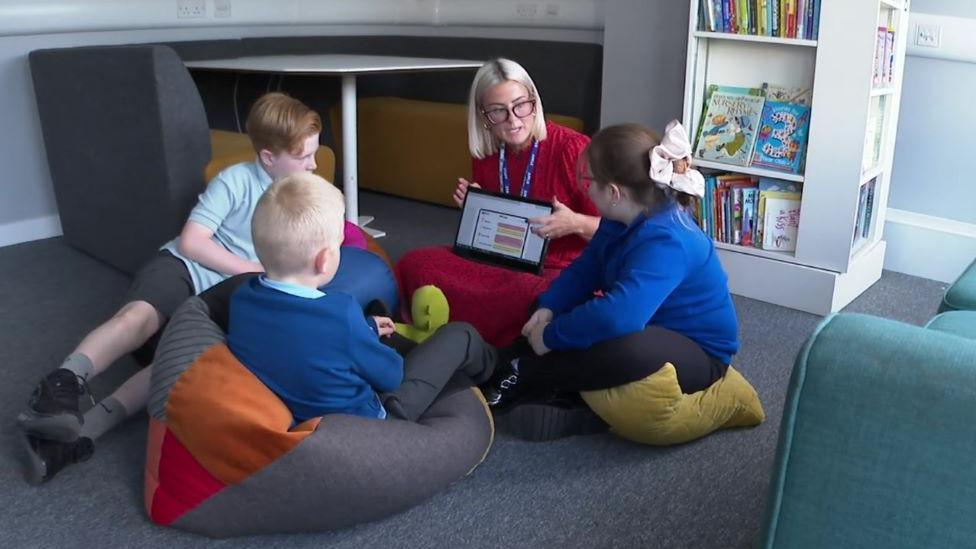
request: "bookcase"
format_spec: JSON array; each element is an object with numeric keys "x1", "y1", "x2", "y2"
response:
[{"x1": 682, "y1": 0, "x2": 911, "y2": 314}]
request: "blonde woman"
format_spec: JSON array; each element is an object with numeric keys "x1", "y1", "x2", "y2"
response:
[{"x1": 397, "y1": 58, "x2": 599, "y2": 347}]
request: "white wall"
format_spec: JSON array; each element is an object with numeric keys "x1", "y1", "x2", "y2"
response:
[
  {"x1": 883, "y1": 4, "x2": 976, "y2": 282},
  {"x1": 0, "y1": 0, "x2": 603, "y2": 248}
]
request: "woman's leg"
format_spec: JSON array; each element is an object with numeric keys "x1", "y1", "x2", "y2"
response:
[{"x1": 519, "y1": 326, "x2": 728, "y2": 394}]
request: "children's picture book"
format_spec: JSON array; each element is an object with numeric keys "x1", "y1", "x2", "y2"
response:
[
  {"x1": 695, "y1": 91, "x2": 765, "y2": 167},
  {"x1": 762, "y1": 82, "x2": 812, "y2": 106},
  {"x1": 751, "y1": 100, "x2": 811, "y2": 174},
  {"x1": 761, "y1": 192, "x2": 801, "y2": 252}
]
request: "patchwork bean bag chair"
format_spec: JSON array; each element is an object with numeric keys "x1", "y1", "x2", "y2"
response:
[
  {"x1": 580, "y1": 364, "x2": 765, "y2": 446},
  {"x1": 144, "y1": 297, "x2": 494, "y2": 537}
]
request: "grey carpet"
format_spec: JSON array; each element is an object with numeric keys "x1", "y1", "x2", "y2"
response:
[{"x1": 0, "y1": 191, "x2": 947, "y2": 548}]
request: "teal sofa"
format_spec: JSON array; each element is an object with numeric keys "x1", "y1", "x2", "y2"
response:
[
  {"x1": 939, "y1": 258, "x2": 976, "y2": 313},
  {"x1": 759, "y1": 308, "x2": 976, "y2": 549}
]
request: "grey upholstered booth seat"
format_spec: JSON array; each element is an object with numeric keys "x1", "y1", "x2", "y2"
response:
[{"x1": 30, "y1": 45, "x2": 210, "y2": 275}]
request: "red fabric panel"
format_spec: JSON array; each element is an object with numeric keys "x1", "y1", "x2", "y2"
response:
[
  {"x1": 149, "y1": 427, "x2": 226, "y2": 526},
  {"x1": 396, "y1": 246, "x2": 559, "y2": 347}
]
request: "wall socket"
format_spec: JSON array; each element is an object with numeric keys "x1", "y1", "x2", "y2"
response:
[
  {"x1": 214, "y1": 0, "x2": 231, "y2": 18},
  {"x1": 915, "y1": 23, "x2": 941, "y2": 48},
  {"x1": 515, "y1": 3, "x2": 539, "y2": 18},
  {"x1": 177, "y1": 0, "x2": 206, "y2": 19}
]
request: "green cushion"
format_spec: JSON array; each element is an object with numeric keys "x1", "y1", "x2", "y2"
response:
[
  {"x1": 940, "y1": 258, "x2": 976, "y2": 313},
  {"x1": 761, "y1": 313, "x2": 976, "y2": 549},
  {"x1": 925, "y1": 311, "x2": 976, "y2": 341}
]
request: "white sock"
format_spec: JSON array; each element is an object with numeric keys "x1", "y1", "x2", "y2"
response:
[
  {"x1": 78, "y1": 397, "x2": 128, "y2": 441},
  {"x1": 60, "y1": 353, "x2": 94, "y2": 381}
]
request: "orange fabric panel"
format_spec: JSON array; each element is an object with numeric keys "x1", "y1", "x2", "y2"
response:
[
  {"x1": 204, "y1": 129, "x2": 337, "y2": 184},
  {"x1": 165, "y1": 344, "x2": 320, "y2": 485},
  {"x1": 144, "y1": 416, "x2": 166, "y2": 517}
]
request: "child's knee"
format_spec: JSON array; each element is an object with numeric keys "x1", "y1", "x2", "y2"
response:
[{"x1": 115, "y1": 301, "x2": 162, "y2": 336}]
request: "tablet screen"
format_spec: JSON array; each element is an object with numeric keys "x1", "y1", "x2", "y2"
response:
[{"x1": 454, "y1": 188, "x2": 552, "y2": 274}]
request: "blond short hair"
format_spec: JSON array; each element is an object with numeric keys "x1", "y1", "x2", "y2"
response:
[
  {"x1": 246, "y1": 92, "x2": 322, "y2": 155},
  {"x1": 467, "y1": 58, "x2": 548, "y2": 159},
  {"x1": 251, "y1": 172, "x2": 345, "y2": 276}
]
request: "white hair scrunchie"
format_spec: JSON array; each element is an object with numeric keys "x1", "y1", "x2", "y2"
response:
[{"x1": 649, "y1": 119, "x2": 705, "y2": 198}]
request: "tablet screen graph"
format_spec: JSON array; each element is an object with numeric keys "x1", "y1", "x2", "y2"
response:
[{"x1": 474, "y1": 209, "x2": 528, "y2": 258}]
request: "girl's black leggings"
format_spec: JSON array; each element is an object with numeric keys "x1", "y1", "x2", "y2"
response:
[{"x1": 517, "y1": 325, "x2": 729, "y2": 394}]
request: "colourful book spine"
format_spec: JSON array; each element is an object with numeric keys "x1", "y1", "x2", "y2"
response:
[
  {"x1": 811, "y1": 0, "x2": 820, "y2": 39},
  {"x1": 885, "y1": 29, "x2": 896, "y2": 84},
  {"x1": 796, "y1": 0, "x2": 805, "y2": 40}
]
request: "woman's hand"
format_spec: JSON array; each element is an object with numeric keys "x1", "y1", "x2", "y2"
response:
[
  {"x1": 453, "y1": 178, "x2": 482, "y2": 208},
  {"x1": 522, "y1": 308, "x2": 553, "y2": 337},
  {"x1": 372, "y1": 316, "x2": 396, "y2": 337},
  {"x1": 527, "y1": 321, "x2": 551, "y2": 356},
  {"x1": 529, "y1": 197, "x2": 585, "y2": 239}
]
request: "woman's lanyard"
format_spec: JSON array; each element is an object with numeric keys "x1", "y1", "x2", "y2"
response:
[{"x1": 498, "y1": 139, "x2": 540, "y2": 198}]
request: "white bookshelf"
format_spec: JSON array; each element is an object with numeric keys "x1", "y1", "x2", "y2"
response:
[{"x1": 683, "y1": 0, "x2": 911, "y2": 315}]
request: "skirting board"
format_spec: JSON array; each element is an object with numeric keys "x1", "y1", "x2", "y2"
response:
[
  {"x1": 884, "y1": 208, "x2": 976, "y2": 283},
  {"x1": 716, "y1": 240, "x2": 886, "y2": 316},
  {"x1": 0, "y1": 215, "x2": 62, "y2": 249}
]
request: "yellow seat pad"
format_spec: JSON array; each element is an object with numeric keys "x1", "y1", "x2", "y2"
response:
[
  {"x1": 331, "y1": 97, "x2": 584, "y2": 208},
  {"x1": 205, "y1": 129, "x2": 336, "y2": 184},
  {"x1": 581, "y1": 364, "x2": 765, "y2": 446}
]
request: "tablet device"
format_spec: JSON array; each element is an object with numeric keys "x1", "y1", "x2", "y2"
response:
[{"x1": 454, "y1": 187, "x2": 553, "y2": 275}]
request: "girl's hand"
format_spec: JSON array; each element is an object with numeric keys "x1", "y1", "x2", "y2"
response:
[
  {"x1": 522, "y1": 308, "x2": 554, "y2": 337},
  {"x1": 453, "y1": 178, "x2": 482, "y2": 208},
  {"x1": 372, "y1": 316, "x2": 396, "y2": 337},
  {"x1": 528, "y1": 321, "x2": 551, "y2": 356},
  {"x1": 529, "y1": 197, "x2": 581, "y2": 239}
]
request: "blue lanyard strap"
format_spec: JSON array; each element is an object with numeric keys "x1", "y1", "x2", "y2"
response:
[{"x1": 499, "y1": 139, "x2": 540, "y2": 198}]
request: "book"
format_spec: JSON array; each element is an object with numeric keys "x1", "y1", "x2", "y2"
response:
[
  {"x1": 884, "y1": 29, "x2": 896, "y2": 85},
  {"x1": 873, "y1": 27, "x2": 887, "y2": 86},
  {"x1": 695, "y1": 91, "x2": 765, "y2": 166},
  {"x1": 761, "y1": 191, "x2": 801, "y2": 251},
  {"x1": 762, "y1": 82, "x2": 812, "y2": 106},
  {"x1": 751, "y1": 100, "x2": 810, "y2": 174}
]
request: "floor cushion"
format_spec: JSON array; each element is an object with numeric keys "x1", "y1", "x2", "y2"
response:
[
  {"x1": 580, "y1": 364, "x2": 765, "y2": 446},
  {"x1": 331, "y1": 97, "x2": 585, "y2": 208},
  {"x1": 145, "y1": 297, "x2": 493, "y2": 537},
  {"x1": 205, "y1": 129, "x2": 337, "y2": 184}
]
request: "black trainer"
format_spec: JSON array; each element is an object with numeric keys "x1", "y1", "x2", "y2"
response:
[
  {"x1": 17, "y1": 368, "x2": 91, "y2": 441},
  {"x1": 494, "y1": 391, "x2": 609, "y2": 442},
  {"x1": 483, "y1": 358, "x2": 537, "y2": 411},
  {"x1": 23, "y1": 435, "x2": 94, "y2": 485}
]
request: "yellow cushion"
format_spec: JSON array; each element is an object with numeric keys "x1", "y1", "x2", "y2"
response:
[
  {"x1": 580, "y1": 364, "x2": 765, "y2": 446},
  {"x1": 204, "y1": 129, "x2": 336, "y2": 184},
  {"x1": 331, "y1": 97, "x2": 584, "y2": 208}
]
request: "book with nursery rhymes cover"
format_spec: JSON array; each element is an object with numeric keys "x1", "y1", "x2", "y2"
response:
[
  {"x1": 695, "y1": 91, "x2": 766, "y2": 166},
  {"x1": 751, "y1": 100, "x2": 810, "y2": 174}
]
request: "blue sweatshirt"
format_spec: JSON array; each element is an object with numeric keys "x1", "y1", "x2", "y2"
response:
[
  {"x1": 538, "y1": 204, "x2": 739, "y2": 364},
  {"x1": 227, "y1": 277, "x2": 403, "y2": 421}
]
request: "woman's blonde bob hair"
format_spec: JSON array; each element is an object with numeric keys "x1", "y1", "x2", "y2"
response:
[{"x1": 467, "y1": 58, "x2": 548, "y2": 159}]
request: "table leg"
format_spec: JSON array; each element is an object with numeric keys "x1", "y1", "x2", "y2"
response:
[{"x1": 341, "y1": 74, "x2": 385, "y2": 238}]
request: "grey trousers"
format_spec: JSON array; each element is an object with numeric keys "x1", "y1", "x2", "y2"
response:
[{"x1": 383, "y1": 322, "x2": 497, "y2": 422}]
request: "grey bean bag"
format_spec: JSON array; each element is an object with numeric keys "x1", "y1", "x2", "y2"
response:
[{"x1": 144, "y1": 297, "x2": 494, "y2": 537}]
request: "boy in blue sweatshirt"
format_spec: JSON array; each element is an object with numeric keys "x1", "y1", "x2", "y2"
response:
[{"x1": 227, "y1": 172, "x2": 497, "y2": 422}]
